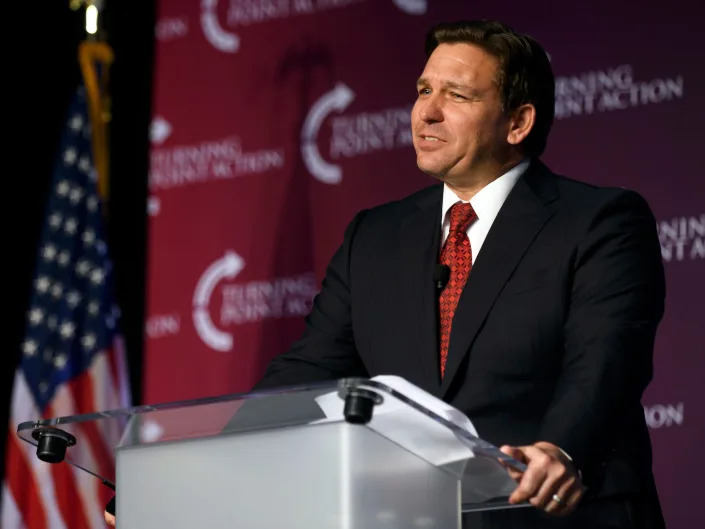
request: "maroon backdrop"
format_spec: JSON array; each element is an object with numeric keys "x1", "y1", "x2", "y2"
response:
[{"x1": 144, "y1": 1, "x2": 704, "y2": 527}]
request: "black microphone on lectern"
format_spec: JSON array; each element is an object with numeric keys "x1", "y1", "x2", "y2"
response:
[{"x1": 433, "y1": 264, "x2": 450, "y2": 291}]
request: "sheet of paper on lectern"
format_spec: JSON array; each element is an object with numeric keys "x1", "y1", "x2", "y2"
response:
[
  {"x1": 313, "y1": 375, "x2": 520, "y2": 503},
  {"x1": 312, "y1": 375, "x2": 477, "y2": 466}
]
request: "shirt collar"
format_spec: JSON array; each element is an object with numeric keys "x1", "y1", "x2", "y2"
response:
[{"x1": 441, "y1": 158, "x2": 530, "y2": 227}]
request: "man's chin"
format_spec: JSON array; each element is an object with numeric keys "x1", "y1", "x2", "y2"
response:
[{"x1": 416, "y1": 160, "x2": 448, "y2": 181}]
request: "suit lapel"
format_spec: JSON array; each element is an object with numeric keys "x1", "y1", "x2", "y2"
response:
[
  {"x1": 440, "y1": 161, "x2": 559, "y2": 396},
  {"x1": 398, "y1": 185, "x2": 443, "y2": 395}
]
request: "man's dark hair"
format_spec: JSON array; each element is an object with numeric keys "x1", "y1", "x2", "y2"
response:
[{"x1": 425, "y1": 20, "x2": 555, "y2": 157}]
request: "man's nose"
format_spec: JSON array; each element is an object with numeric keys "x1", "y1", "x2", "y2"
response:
[{"x1": 419, "y1": 95, "x2": 443, "y2": 123}]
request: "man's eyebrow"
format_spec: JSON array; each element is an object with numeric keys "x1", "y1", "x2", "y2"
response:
[
  {"x1": 443, "y1": 81, "x2": 473, "y2": 92},
  {"x1": 417, "y1": 77, "x2": 470, "y2": 88},
  {"x1": 416, "y1": 78, "x2": 481, "y2": 97}
]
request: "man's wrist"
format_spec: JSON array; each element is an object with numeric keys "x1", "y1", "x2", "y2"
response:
[{"x1": 534, "y1": 441, "x2": 583, "y2": 481}]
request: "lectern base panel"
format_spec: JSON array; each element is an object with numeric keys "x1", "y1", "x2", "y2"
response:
[{"x1": 116, "y1": 421, "x2": 461, "y2": 529}]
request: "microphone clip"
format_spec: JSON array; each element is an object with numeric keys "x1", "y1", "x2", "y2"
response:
[{"x1": 434, "y1": 264, "x2": 450, "y2": 291}]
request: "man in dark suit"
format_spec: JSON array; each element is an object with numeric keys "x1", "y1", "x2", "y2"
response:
[
  {"x1": 97, "y1": 19, "x2": 664, "y2": 529},
  {"x1": 250, "y1": 19, "x2": 666, "y2": 529}
]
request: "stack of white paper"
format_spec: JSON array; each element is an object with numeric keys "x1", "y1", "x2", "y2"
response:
[{"x1": 312, "y1": 375, "x2": 520, "y2": 504}]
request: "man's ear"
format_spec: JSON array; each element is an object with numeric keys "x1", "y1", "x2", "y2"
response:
[{"x1": 507, "y1": 104, "x2": 536, "y2": 146}]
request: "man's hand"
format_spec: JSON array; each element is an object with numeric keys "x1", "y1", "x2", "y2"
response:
[
  {"x1": 104, "y1": 496, "x2": 116, "y2": 526},
  {"x1": 499, "y1": 441, "x2": 585, "y2": 516}
]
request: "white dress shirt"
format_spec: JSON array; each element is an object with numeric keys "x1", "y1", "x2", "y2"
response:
[{"x1": 441, "y1": 159, "x2": 530, "y2": 263}]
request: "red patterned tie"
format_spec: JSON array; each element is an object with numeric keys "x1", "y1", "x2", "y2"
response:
[{"x1": 439, "y1": 202, "x2": 477, "y2": 378}]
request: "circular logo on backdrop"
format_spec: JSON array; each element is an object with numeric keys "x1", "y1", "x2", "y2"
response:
[
  {"x1": 199, "y1": 0, "x2": 427, "y2": 54},
  {"x1": 191, "y1": 251, "x2": 318, "y2": 352},
  {"x1": 300, "y1": 81, "x2": 414, "y2": 184},
  {"x1": 192, "y1": 251, "x2": 245, "y2": 352},
  {"x1": 200, "y1": 0, "x2": 240, "y2": 53},
  {"x1": 301, "y1": 83, "x2": 355, "y2": 184}
]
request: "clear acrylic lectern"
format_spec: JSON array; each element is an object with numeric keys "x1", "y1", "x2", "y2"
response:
[{"x1": 17, "y1": 376, "x2": 529, "y2": 528}]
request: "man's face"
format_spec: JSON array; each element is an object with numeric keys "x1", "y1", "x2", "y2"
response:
[{"x1": 411, "y1": 43, "x2": 512, "y2": 184}]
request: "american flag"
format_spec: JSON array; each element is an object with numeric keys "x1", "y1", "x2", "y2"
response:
[{"x1": 1, "y1": 86, "x2": 130, "y2": 528}]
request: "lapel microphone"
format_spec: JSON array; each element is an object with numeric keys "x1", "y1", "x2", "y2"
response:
[{"x1": 433, "y1": 264, "x2": 450, "y2": 291}]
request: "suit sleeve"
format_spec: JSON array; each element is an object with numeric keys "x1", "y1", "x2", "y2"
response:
[
  {"x1": 537, "y1": 190, "x2": 665, "y2": 478},
  {"x1": 251, "y1": 210, "x2": 369, "y2": 391}
]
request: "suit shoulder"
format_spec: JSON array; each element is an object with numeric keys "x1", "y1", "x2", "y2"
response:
[
  {"x1": 336, "y1": 183, "x2": 440, "y2": 246},
  {"x1": 358, "y1": 183, "x2": 441, "y2": 221},
  {"x1": 551, "y1": 173, "x2": 655, "y2": 217}
]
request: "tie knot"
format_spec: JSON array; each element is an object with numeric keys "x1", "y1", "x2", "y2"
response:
[{"x1": 448, "y1": 202, "x2": 476, "y2": 233}]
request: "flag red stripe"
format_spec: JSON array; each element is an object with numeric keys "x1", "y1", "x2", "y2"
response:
[{"x1": 5, "y1": 431, "x2": 48, "y2": 529}]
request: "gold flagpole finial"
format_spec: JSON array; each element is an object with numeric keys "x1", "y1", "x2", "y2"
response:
[{"x1": 74, "y1": 0, "x2": 112, "y2": 203}]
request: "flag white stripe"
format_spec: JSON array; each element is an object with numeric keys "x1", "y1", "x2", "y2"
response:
[
  {"x1": 72, "y1": 466, "x2": 106, "y2": 529},
  {"x1": 1, "y1": 483, "x2": 23, "y2": 529},
  {"x1": 10, "y1": 371, "x2": 68, "y2": 529},
  {"x1": 88, "y1": 351, "x2": 125, "y2": 448}
]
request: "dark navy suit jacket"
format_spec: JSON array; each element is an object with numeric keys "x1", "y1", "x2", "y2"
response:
[{"x1": 253, "y1": 158, "x2": 666, "y2": 528}]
